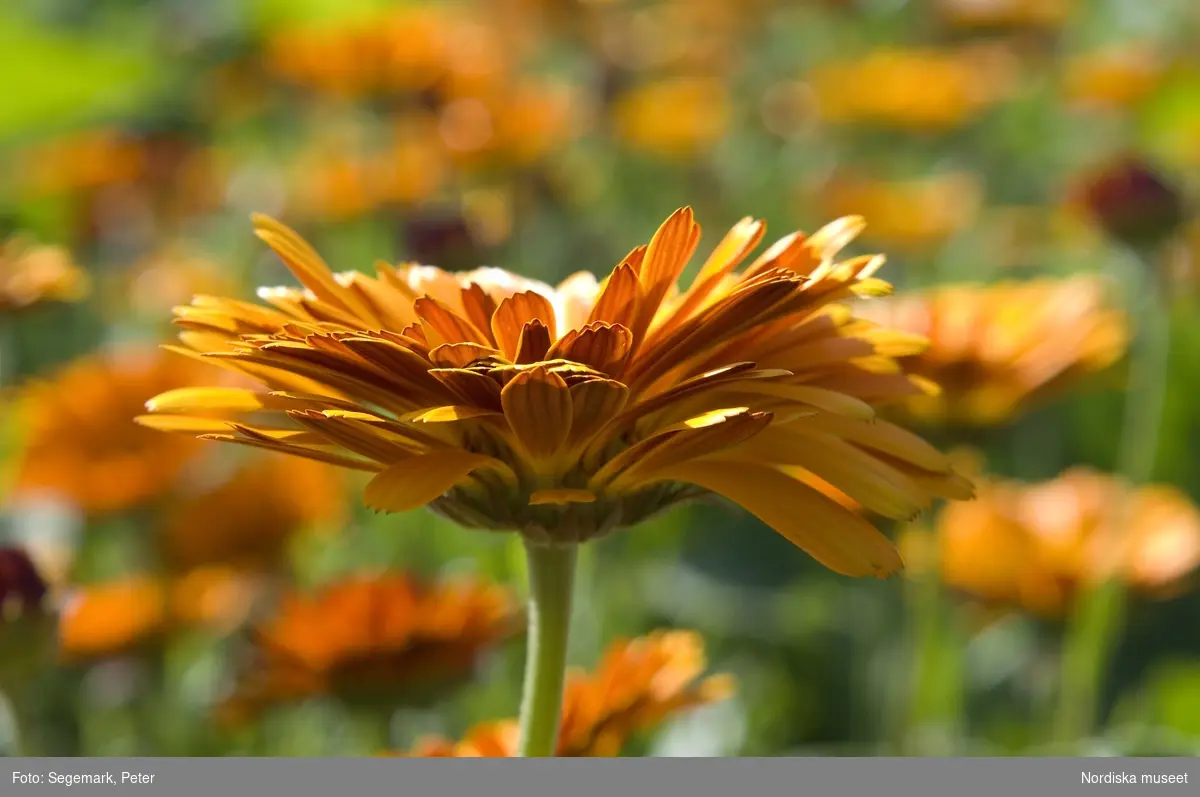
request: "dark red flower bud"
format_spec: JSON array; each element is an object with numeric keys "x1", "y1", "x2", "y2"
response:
[
  {"x1": 1080, "y1": 157, "x2": 1186, "y2": 250},
  {"x1": 0, "y1": 547, "x2": 48, "y2": 619},
  {"x1": 401, "y1": 210, "x2": 480, "y2": 272}
]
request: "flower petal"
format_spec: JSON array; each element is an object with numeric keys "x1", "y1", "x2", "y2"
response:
[
  {"x1": 651, "y1": 460, "x2": 903, "y2": 578},
  {"x1": 529, "y1": 489, "x2": 597, "y2": 506},
  {"x1": 363, "y1": 451, "x2": 509, "y2": 514},
  {"x1": 500, "y1": 366, "x2": 572, "y2": 463},
  {"x1": 492, "y1": 291, "x2": 558, "y2": 361}
]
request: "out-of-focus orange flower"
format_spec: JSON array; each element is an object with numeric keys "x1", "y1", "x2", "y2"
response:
[
  {"x1": 287, "y1": 120, "x2": 449, "y2": 221},
  {"x1": 408, "y1": 629, "x2": 734, "y2": 757},
  {"x1": 263, "y1": 9, "x2": 450, "y2": 97},
  {"x1": 932, "y1": 468, "x2": 1200, "y2": 618},
  {"x1": 58, "y1": 569, "x2": 255, "y2": 662},
  {"x1": 1064, "y1": 47, "x2": 1165, "y2": 112},
  {"x1": 815, "y1": 172, "x2": 983, "y2": 251},
  {"x1": 595, "y1": 0, "x2": 757, "y2": 75},
  {"x1": 857, "y1": 278, "x2": 1129, "y2": 426},
  {"x1": 10, "y1": 349, "x2": 225, "y2": 515},
  {"x1": 935, "y1": 0, "x2": 1074, "y2": 32},
  {"x1": 220, "y1": 575, "x2": 521, "y2": 720},
  {"x1": 810, "y1": 48, "x2": 1012, "y2": 131},
  {"x1": 118, "y1": 247, "x2": 238, "y2": 321},
  {"x1": 160, "y1": 454, "x2": 346, "y2": 573},
  {"x1": 13, "y1": 130, "x2": 145, "y2": 197},
  {"x1": 0, "y1": 237, "x2": 90, "y2": 314},
  {"x1": 612, "y1": 76, "x2": 728, "y2": 157},
  {"x1": 438, "y1": 81, "x2": 579, "y2": 168}
]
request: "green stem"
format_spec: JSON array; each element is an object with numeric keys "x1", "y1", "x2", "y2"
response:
[
  {"x1": 516, "y1": 540, "x2": 577, "y2": 757},
  {"x1": 1053, "y1": 249, "x2": 1172, "y2": 745}
]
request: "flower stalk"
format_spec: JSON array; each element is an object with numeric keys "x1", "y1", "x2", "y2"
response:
[
  {"x1": 1053, "y1": 245, "x2": 1173, "y2": 744},
  {"x1": 516, "y1": 539, "x2": 577, "y2": 757}
]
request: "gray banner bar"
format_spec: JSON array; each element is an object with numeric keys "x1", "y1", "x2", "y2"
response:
[{"x1": 4, "y1": 757, "x2": 1196, "y2": 796}]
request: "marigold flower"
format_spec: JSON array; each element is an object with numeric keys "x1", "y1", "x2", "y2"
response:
[
  {"x1": 139, "y1": 209, "x2": 972, "y2": 577},
  {"x1": 1063, "y1": 48, "x2": 1165, "y2": 112},
  {"x1": 815, "y1": 172, "x2": 983, "y2": 251},
  {"x1": 160, "y1": 454, "x2": 346, "y2": 573},
  {"x1": 13, "y1": 349, "x2": 228, "y2": 515},
  {"x1": 0, "y1": 237, "x2": 90, "y2": 314},
  {"x1": 930, "y1": 468, "x2": 1200, "y2": 618},
  {"x1": 408, "y1": 629, "x2": 734, "y2": 756},
  {"x1": 611, "y1": 77, "x2": 729, "y2": 158},
  {"x1": 219, "y1": 574, "x2": 520, "y2": 719},
  {"x1": 58, "y1": 569, "x2": 255, "y2": 662},
  {"x1": 810, "y1": 48, "x2": 1010, "y2": 131},
  {"x1": 857, "y1": 278, "x2": 1129, "y2": 426}
]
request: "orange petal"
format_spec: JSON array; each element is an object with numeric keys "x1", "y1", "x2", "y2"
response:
[
  {"x1": 500, "y1": 366, "x2": 572, "y2": 463},
  {"x1": 514, "y1": 320, "x2": 553, "y2": 364},
  {"x1": 363, "y1": 451, "x2": 510, "y2": 514},
  {"x1": 586, "y1": 263, "x2": 643, "y2": 330},
  {"x1": 491, "y1": 291, "x2": 558, "y2": 361},
  {"x1": 547, "y1": 322, "x2": 634, "y2": 377},
  {"x1": 649, "y1": 460, "x2": 903, "y2": 578}
]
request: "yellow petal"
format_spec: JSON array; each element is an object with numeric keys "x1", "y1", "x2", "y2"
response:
[
  {"x1": 251, "y1": 214, "x2": 378, "y2": 324},
  {"x1": 587, "y1": 262, "x2": 643, "y2": 330},
  {"x1": 547, "y1": 322, "x2": 633, "y2": 377},
  {"x1": 411, "y1": 405, "x2": 503, "y2": 423},
  {"x1": 529, "y1": 489, "x2": 597, "y2": 506},
  {"x1": 650, "y1": 460, "x2": 903, "y2": 578},
  {"x1": 737, "y1": 382, "x2": 875, "y2": 419},
  {"x1": 144, "y1": 387, "x2": 273, "y2": 414},
  {"x1": 363, "y1": 451, "x2": 508, "y2": 514}
]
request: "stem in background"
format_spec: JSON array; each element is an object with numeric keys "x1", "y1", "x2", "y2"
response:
[
  {"x1": 900, "y1": 525, "x2": 965, "y2": 755},
  {"x1": 1053, "y1": 249, "x2": 1173, "y2": 745},
  {"x1": 516, "y1": 540, "x2": 577, "y2": 758}
]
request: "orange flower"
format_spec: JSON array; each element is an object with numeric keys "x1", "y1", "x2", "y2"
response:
[
  {"x1": 220, "y1": 574, "x2": 520, "y2": 719},
  {"x1": 160, "y1": 453, "x2": 346, "y2": 573},
  {"x1": 118, "y1": 246, "x2": 238, "y2": 321},
  {"x1": 58, "y1": 569, "x2": 255, "y2": 662},
  {"x1": 12, "y1": 349, "x2": 229, "y2": 515},
  {"x1": 139, "y1": 210, "x2": 973, "y2": 577},
  {"x1": 810, "y1": 48, "x2": 1012, "y2": 131},
  {"x1": 0, "y1": 237, "x2": 90, "y2": 314},
  {"x1": 857, "y1": 278, "x2": 1129, "y2": 426},
  {"x1": 933, "y1": 468, "x2": 1200, "y2": 618},
  {"x1": 1064, "y1": 47, "x2": 1165, "y2": 112},
  {"x1": 611, "y1": 77, "x2": 729, "y2": 158},
  {"x1": 13, "y1": 129, "x2": 145, "y2": 197},
  {"x1": 409, "y1": 629, "x2": 734, "y2": 756},
  {"x1": 815, "y1": 172, "x2": 983, "y2": 251}
]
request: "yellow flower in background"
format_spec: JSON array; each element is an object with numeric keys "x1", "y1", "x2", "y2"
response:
[
  {"x1": 934, "y1": 0, "x2": 1074, "y2": 32},
  {"x1": 857, "y1": 278, "x2": 1129, "y2": 426},
  {"x1": 814, "y1": 172, "x2": 984, "y2": 252},
  {"x1": 926, "y1": 468, "x2": 1200, "y2": 619},
  {"x1": 0, "y1": 237, "x2": 90, "y2": 314},
  {"x1": 160, "y1": 454, "x2": 346, "y2": 573},
  {"x1": 58, "y1": 569, "x2": 256, "y2": 663},
  {"x1": 12, "y1": 349, "x2": 227, "y2": 516},
  {"x1": 140, "y1": 210, "x2": 972, "y2": 578},
  {"x1": 219, "y1": 574, "x2": 520, "y2": 720},
  {"x1": 1063, "y1": 47, "x2": 1166, "y2": 112},
  {"x1": 810, "y1": 48, "x2": 1012, "y2": 131},
  {"x1": 612, "y1": 77, "x2": 729, "y2": 158},
  {"x1": 408, "y1": 629, "x2": 734, "y2": 756}
]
